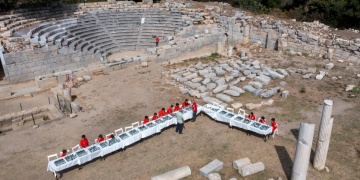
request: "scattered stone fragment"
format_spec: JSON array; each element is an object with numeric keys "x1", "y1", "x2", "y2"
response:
[
  {"x1": 151, "y1": 166, "x2": 191, "y2": 180},
  {"x1": 207, "y1": 173, "x2": 221, "y2": 180},
  {"x1": 185, "y1": 73, "x2": 198, "y2": 80},
  {"x1": 247, "y1": 74, "x2": 257, "y2": 79},
  {"x1": 189, "y1": 90, "x2": 201, "y2": 98},
  {"x1": 213, "y1": 85, "x2": 228, "y2": 93},
  {"x1": 24, "y1": 93, "x2": 33, "y2": 98},
  {"x1": 207, "y1": 83, "x2": 217, "y2": 90},
  {"x1": 179, "y1": 87, "x2": 189, "y2": 94},
  {"x1": 357, "y1": 74, "x2": 360, "y2": 78},
  {"x1": 277, "y1": 177, "x2": 282, "y2": 180},
  {"x1": 198, "y1": 69, "x2": 209, "y2": 76},
  {"x1": 199, "y1": 159, "x2": 224, "y2": 177},
  {"x1": 243, "y1": 85, "x2": 256, "y2": 93},
  {"x1": 276, "y1": 69, "x2": 289, "y2": 76},
  {"x1": 245, "y1": 103, "x2": 262, "y2": 110},
  {"x1": 201, "y1": 92, "x2": 211, "y2": 99},
  {"x1": 83, "y1": 75, "x2": 92, "y2": 81},
  {"x1": 223, "y1": 90, "x2": 240, "y2": 97},
  {"x1": 345, "y1": 85, "x2": 355, "y2": 91},
  {"x1": 214, "y1": 68, "x2": 226, "y2": 76},
  {"x1": 225, "y1": 76, "x2": 234, "y2": 82},
  {"x1": 261, "y1": 99, "x2": 274, "y2": 106},
  {"x1": 229, "y1": 86, "x2": 245, "y2": 94},
  {"x1": 325, "y1": 166, "x2": 330, "y2": 173},
  {"x1": 192, "y1": 77, "x2": 203, "y2": 83},
  {"x1": 77, "y1": 77, "x2": 84, "y2": 82},
  {"x1": 243, "y1": 70, "x2": 252, "y2": 76},
  {"x1": 203, "y1": 97, "x2": 227, "y2": 108},
  {"x1": 249, "y1": 81, "x2": 263, "y2": 89},
  {"x1": 70, "y1": 113, "x2": 77, "y2": 118},
  {"x1": 337, "y1": 59, "x2": 344, "y2": 63},
  {"x1": 261, "y1": 87, "x2": 279, "y2": 98},
  {"x1": 233, "y1": 158, "x2": 252, "y2": 169},
  {"x1": 279, "y1": 81, "x2": 287, "y2": 86},
  {"x1": 215, "y1": 78, "x2": 226, "y2": 86},
  {"x1": 216, "y1": 94, "x2": 234, "y2": 103},
  {"x1": 229, "y1": 78, "x2": 241, "y2": 86},
  {"x1": 307, "y1": 67, "x2": 317, "y2": 74},
  {"x1": 302, "y1": 74, "x2": 310, "y2": 79},
  {"x1": 268, "y1": 70, "x2": 285, "y2": 79},
  {"x1": 197, "y1": 86, "x2": 207, "y2": 93},
  {"x1": 229, "y1": 178, "x2": 237, "y2": 180},
  {"x1": 189, "y1": 83, "x2": 201, "y2": 89},
  {"x1": 255, "y1": 75, "x2": 271, "y2": 85},
  {"x1": 231, "y1": 102, "x2": 243, "y2": 109},
  {"x1": 239, "y1": 77, "x2": 247, "y2": 82},
  {"x1": 238, "y1": 162, "x2": 265, "y2": 177},
  {"x1": 202, "y1": 78, "x2": 211, "y2": 85},
  {"x1": 253, "y1": 89, "x2": 264, "y2": 96},
  {"x1": 325, "y1": 63, "x2": 334, "y2": 69},
  {"x1": 281, "y1": 91, "x2": 289, "y2": 98}
]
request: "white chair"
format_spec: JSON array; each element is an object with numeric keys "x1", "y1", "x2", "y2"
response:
[
  {"x1": 132, "y1": 122, "x2": 139, "y2": 128},
  {"x1": 115, "y1": 128, "x2": 123, "y2": 136},
  {"x1": 125, "y1": 126, "x2": 133, "y2": 131},
  {"x1": 226, "y1": 107, "x2": 234, "y2": 113},
  {"x1": 72, "y1": 144, "x2": 80, "y2": 152},
  {"x1": 47, "y1": 154, "x2": 58, "y2": 162},
  {"x1": 140, "y1": 121, "x2": 144, "y2": 125},
  {"x1": 94, "y1": 139, "x2": 97, "y2": 144},
  {"x1": 106, "y1": 133, "x2": 113, "y2": 140},
  {"x1": 212, "y1": 102, "x2": 219, "y2": 107},
  {"x1": 59, "y1": 149, "x2": 70, "y2": 157},
  {"x1": 238, "y1": 108, "x2": 245, "y2": 116}
]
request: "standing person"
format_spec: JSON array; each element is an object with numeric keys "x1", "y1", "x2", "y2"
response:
[
  {"x1": 80, "y1": 135, "x2": 89, "y2": 148},
  {"x1": 96, "y1": 134, "x2": 105, "y2": 143},
  {"x1": 158, "y1": 108, "x2": 166, "y2": 117},
  {"x1": 248, "y1": 112, "x2": 256, "y2": 120},
  {"x1": 143, "y1": 116, "x2": 150, "y2": 125},
  {"x1": 166, "y1": 105, "x2": 174, "y2": 114},
  {"x1": 191, "y1": 100, "x2": 198, "y2": 122},
  {"x1": 174, "y1": 103, "x2": 180, "y2": 112},
  {"x1": 155, "y1": 36, "x2": 160, "y2": 47},
  {"x1": 259, "y1": 116, "x2": 266, "y2": 124},
  {"x1": 175, "y1": 111, "x2": 184, "y2": 134},
  {"x1": 271, "y1": 118, "x2": 278, "y2": 138}
]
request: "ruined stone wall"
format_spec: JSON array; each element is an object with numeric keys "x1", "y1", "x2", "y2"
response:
[{"x1": 2, "y1": 45, "x2": 101, "y2": 83}]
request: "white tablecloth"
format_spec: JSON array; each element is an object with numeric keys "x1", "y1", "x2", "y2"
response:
[
  {"x1": 47, "y1": 149, "x2": 91, "y2": 173},
  {"x1": 201, "y1": 104, "x2": 223, "y2": 119},
  {"x1": 139, "y1": 122, "x2": 158, "y2": 138},
  {"x1": 98, "y1": 138, "x2": 123, "y2": 157}
]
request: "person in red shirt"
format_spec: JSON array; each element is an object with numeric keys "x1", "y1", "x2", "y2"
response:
[
  {"x1": 182, "y1": 99, "x2": 189, "y2": 108},
  {"x1": 108, "y1": 134, "x2": 114, "y2": 139},
  {"x1": 61, "y1": 149, "x2": 67, "y2": 157},
  {"x1": 191, "y1": 100, "x2": 198, "y2": 122},
  {"x1": 155, "y1": 36, "x2": 160, "y2": 47},
  {"x1": 158, "y1": 108, "x2": 166, "y2": 117},
  {"x1": 248, "y1": 112, "x2": 256, "y2": 120},
  {"x1": 271, "y1": 118, "x2": 278, "y2": 134},
  {"x1": 80, "y1": 135, "x2": 89, "y2": 148},
  {"x1": 174, "y1": 103, "x2": 180, "y2": 112},
  {"x1": 96, "y1": 134, "x2": 105, "y2": 143},
  {"x1": 152, "y1": 113, "x2": 158, "y2": 121},
  {"x1": 166, "y1": 105, "x2": 174, "y2": 114},
  {"x1": 259, "y1": 116, "x2": 266, "y2": 124},
  {"x1": 143, "y1": 116, "x2": 150, "y2": 124}
]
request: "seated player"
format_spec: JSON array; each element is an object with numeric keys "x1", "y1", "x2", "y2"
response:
[
  {"x1": 80, "y1": 135, "x2": 89, "y2": 148},
  {"x1": 109, "y1": 134, "x2": 114, "y2": 139},
  {"x1": 158, "y1": 108, "x2": 166, "y2": 117},
  {"x1": 61, "y1": 149, "x2": 67, "y2": 157},
  {"x1": 96, "y1": 134, "x2": 105, "y2": 143},
  {"x1": 143, "y1": 116, "x2": 150, "y2": 124},
  {"x1": 166, "y1": 105, "x2": 174, "y2": 114},
  {"x1": 181, "y1": 99, "x2": 189, "y2": 108},
  {"x1": 259, "y1": 116, "x2": 266, "y2": 124},
  {"x1": 152, "y1": 113, "x2": 158, "y2": 121},
  {"x1": 174, "y1": 103, "x2": 180, "y2": 112},
  {"x1": 248, "y1": 112, "x2": 256, "y2": 120}
]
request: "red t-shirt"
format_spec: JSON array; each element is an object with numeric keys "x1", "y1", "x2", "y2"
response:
[
  {"x1": 271, "y1": 121, "x2": 278, "y2": 132},
  {"x1": 143, "y1": 118, "x2": 150, "y2": 124},
  {"x1": 158, "y1": 110, "x2": 166, "y2": 117},
  {"x1": 61, "y1": 153, "x2": 66, "y2": 157},
  {"x1": 182, "y1": 102, "x2": 189, "y2": 108},
  {"x1": 174, "y1": 106, "x2": 180, "y2": 112},
  {"x1": 152, "y1": 115, "x2": 157, "y2": 121},
  {"x1": 80, "y1": 138, "x2": 89, "y2": 148},
  {"x1": 192, "y1": 102, "x2": 197, "y2": 112},
  {"x1": 166, "y1": 107, "x2": 173, "y2": 114},
  {"x1": 259, "y1": 119, "x2": 266, "y2": 124},
  {"x1": 156, "y1": 37, "x2": 160, "y2": 42},
  {"x1": 97, "y1": 137, "x2": 105, "y2": 143},
  {"x1": 248, "y1": 114, "x2": 256, "y2": 120}
]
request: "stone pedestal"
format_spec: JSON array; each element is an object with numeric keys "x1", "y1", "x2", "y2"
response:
[
  {"x1": 233, "y1": 158, "x2": 251, "y2": 169},
  {"x1": 239, "y1": 162, "x2": 265, "y2": 177},
  {"x1": 63, "y1": 88, "x2": 71, "y2": 101},
  {"x1": 199, "y1": 159, "x2": 224, "y2": 177},
  {"x1": 228, "y1": 46, "x2": 233, "y2": 58},
  {"x1": 314, "y1": 100, "x2": 334, "y2": 170},
  {"x1": 291, "y1": 123, "x2": 315, "y2": 180}
]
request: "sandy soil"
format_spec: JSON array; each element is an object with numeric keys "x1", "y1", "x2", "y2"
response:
[{"x1": 0, "y1": 50, "x2": 359, "y2": 180}]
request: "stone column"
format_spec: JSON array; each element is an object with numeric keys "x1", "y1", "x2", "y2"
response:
[
  {"x1": 291, "y1": 123, "x2": 315, "y2": 180},
  {"x1": 228, "y1": 46, "x2": 233, "y2": 58},
  {"x1": 216, "y1": 42, "x2": 224, "y2": 54},
  {"x1": 0, "y1": 45, "x2": 5, "y2": 66},
  {"x1": 242, "y1": 25, "x2": 250, "y2": 45},
  {"x1": 314, "y1": 100, "x2": 333, "y2": 170}
]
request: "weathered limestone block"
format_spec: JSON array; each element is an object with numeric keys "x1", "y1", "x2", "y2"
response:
[
  {"x1": 197, "y1": 86, "x2": 208, "y2": 93},
  {"x1": 245, "y1": 103, "x2": 262, "y2": 110},
  {"x1": 192, "y1": 77, "x2": 203, "y2": 83},
  {"x1": 325, "y1": 63, "x2": 334, "y2": 69},
  {"x1": 261, "y1": 99, "x2": 274, "y2": 106},
  {"x1": 203, "y1": 73, "x2": 217, "y2": 79},
  {"x1": 247, "y1": 74, "x2": 257, "y2": 79},
  {"x1": 201, "y1": 92, "x2": 211, "y2": 99},
  {"x1": 189, "y1": 90, "x2": 201, "y2": 98},
  {"x1": 207, "y1": 83, "x2": 217, "y2": 90},
  {"x1": 233, "y1": 158, "x2": 252, "y2": 169},
  {"x1": 239, "y1": 162, "x2": 265, "y2": 177},
  {"x1": 243, "y1": 70, "x2": 252, "y2": 76},
  {"x1": 215, "y1": 78, "x2": 226, "y2": 86},
  {"x1": 189, "y1": 83, "x2": 201, "y2": 89},
  {"x1": 202, "y1": 78, "x2": 211, "y2": 85},
  {"x1": 199, "y1": 159, "x2": 224, "y2": 177},
  {"x1": 253, "y1": 89, "x2": 264, "y2": 96},
  {"x1": 213, "y1": 85, "x2": 228, "y2": 93},
  {"x1": 261, "y1": 88, "x2": 279, "y2": 98},
  {"x1": 229, "y1": 78, "x2": 241, "y2": 86},
  {"x1": 276, "y1": 69, "x2": 289, "y2": 76},
  {"x1": 151, "y1": 166, "x2": 191, "y2": 180},
  {"x1": 178, "y1": 77, "x2": 187, "y2": 83},
  {"x1": 281, "y1": 91, "x2": 289, "y2": 98},
  {"x1": 223, "y1": 90, "x2": 240, "y2": 97},
  {"x1": 199, "y1": 69, "x2": 209, "y2": 76},
  {"x1": 249, "y1": 81, "x2": 263, "y2": 89},
  {"x1": 255, "y1": 75, "x2": 271, "y2": 85},
  {"x1": 225, "y1": 76, "x2": 234, "y2": 82},
  {"x1": 185, "y1": 73, "x2": 198, "y2": 80},
  {"x1": 229, "y1": 86, "x2": 245, "y2": 94},
  {"x1": 243, "y1": 85, "x2": 256, "y2": 93},
  {"x1": 210, "y1": 76, "x2": 220, "y2": 82},
  {"x1": 214, "y1": 67, "x2": 226, "y2": 76},
  {"x1": 179, "y1": 87, "x2": 189, "y2": 94},
  {"x1": 216, "y1": 93, "x2": 234, "y2": 103},
  {"x1": 231, "y1": 102, "x2": 243, "y2": 109},
  {"x1": 207, "y1": 173, "x2": 222, "y2": 180},
  {"x1": 268, "y1": 70, "x2": 285, "y2": 79}
]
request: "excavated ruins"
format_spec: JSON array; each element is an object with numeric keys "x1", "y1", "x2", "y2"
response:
[{"x1": 0, "y1": 0, "x2": 359, "y2": 180}]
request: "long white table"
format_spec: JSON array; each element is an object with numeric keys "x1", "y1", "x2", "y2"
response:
[
  {"x1": 47, "y1": 105, "x2": 202, "y2": 175},
  {"x1": 202, "y1": 104, "x2": 272, "y2": 135}
]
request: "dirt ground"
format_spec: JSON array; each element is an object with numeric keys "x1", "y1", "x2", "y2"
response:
[{"x1": 0, "y1": 48, "x2": 359, "y2": 180}]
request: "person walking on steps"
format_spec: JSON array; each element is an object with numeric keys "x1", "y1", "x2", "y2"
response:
[{"x1": 155, "y1": 36, "x2": 160, "y2": 47}]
